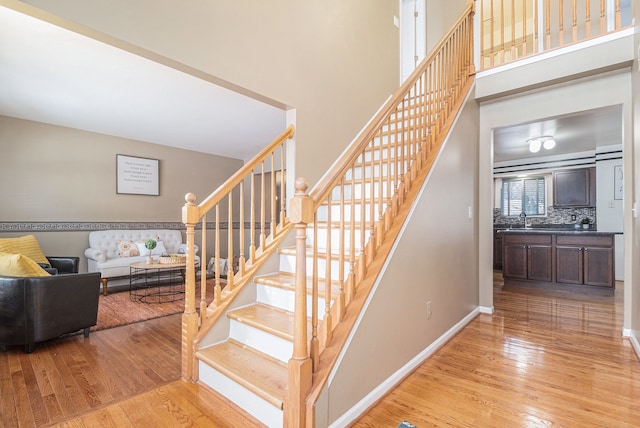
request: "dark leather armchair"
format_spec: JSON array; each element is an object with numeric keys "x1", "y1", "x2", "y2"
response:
[{"x1": 0, "y1": 256, "x2": 101, "y2": 353}]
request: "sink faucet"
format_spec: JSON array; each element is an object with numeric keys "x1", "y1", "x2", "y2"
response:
[{"x1": 519, "y1": 212, "x2": 529, "y2": 228}]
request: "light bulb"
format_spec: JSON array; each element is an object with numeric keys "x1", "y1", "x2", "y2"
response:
[
  {"x1": 529, "y1": 139, "x2": 541, "y2": 153},
  {"x1": 543, "y1": 138, "x2": 556, "y2": 150}
]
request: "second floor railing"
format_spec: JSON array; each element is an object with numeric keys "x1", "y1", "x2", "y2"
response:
[{"x1": 480, "y1": 0, "x2": 632, "y2": 70}]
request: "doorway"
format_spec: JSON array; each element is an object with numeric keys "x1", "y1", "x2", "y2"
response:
[{"x1": 400, "y1": 0, "x2": 426, "y2": 83}]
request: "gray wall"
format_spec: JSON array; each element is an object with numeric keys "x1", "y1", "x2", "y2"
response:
[
  {"x1": 0, "y1": 115, "x2": 242, "y2": 271},
  {"x1": 316, "y1": 90, "x2": 479, "y2": 426},
  {"x1": 4, "y1": 0, "x2": 401, "y2": 272},
  {"x1": 20, "y1": 0, "x2": 401, "y2": 188}
]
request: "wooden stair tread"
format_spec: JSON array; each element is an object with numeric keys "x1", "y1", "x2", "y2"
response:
[
  {"x1": 197, "y1": 340, "x2": 287, "y2": 409},
  {"x1": 255, "y1": 272, "x2": 342, "y2": 296},
  {"x1": 228, "y1": 303, "x2": 296, "y2": 341}
]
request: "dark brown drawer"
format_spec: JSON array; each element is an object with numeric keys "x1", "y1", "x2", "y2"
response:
[
  {"x1": 503, "y1": 234, "x2": 552, "y2": 245},
  {"x1": 556, "y1": 235, "x2": 613, "y2": 247}
]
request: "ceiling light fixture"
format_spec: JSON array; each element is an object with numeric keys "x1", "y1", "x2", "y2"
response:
[{"x1": 527, "y1": 136, "x2": 555, "y2": 153}]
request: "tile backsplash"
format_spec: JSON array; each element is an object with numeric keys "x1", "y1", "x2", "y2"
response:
[{"x1": 493, "y1": 207, "x2": 596, "y2": 227}]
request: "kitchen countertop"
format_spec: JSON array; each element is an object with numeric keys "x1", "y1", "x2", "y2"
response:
[{"x1": 499, "y1": 228, "x2": 620, "y2": 236}]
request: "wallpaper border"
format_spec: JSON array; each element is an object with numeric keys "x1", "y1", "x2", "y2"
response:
[{"x1": 0, "y1": 222, "x2": 264, "y2": 232}]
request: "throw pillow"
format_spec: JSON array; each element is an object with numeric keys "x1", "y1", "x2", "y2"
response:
[
  {"x1": 136, "y1": 240, "x2": 167, "y2": 256},
  {"x1": 151, "y1": 240, "x2": 167, "y2": 256},
  {"x1": 0, "y1": 235, "x2": 49, "y2": 265},
  {"x1": 135, "y1": 241, "x2": 151, "y2": 256},
  {"x1": 117, "y1": 240, "x2": 140, "y2": 257},
  {"x1": 0, "y1": 251, "x2": 50, "y2": 277}
]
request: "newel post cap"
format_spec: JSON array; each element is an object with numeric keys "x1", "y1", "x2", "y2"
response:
[
  {"x1": 289, "y1": 177, "x2": 313, "y2": 224},
  {"x1": 182, "y1": 192, "x2": 199, "y2": 225}
]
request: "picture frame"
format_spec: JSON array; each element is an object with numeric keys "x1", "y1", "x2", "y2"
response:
[
  {"x1": 116, "y1": 154, "x2": 160, "y2": 196},
  {"x1": 614, "y1": 165, "x2": 623, "y2": 200}
]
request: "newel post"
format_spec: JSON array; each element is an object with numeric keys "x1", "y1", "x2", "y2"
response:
[
  {"x1": 286, "y1": 178, "x2": 313, "y2": 427},
  {"x1": 181, "y1": 192, "x2": 199, "y2": 381}
]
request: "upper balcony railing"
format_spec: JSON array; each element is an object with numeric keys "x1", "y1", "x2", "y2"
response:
[{"x1": 480, "y1": 0, "x2": 633, "y2": 70}]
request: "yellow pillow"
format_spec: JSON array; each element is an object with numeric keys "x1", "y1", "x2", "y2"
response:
[
  {"x1": 0, "y1": 252, "x2": 50, "y2": 277},
  {"x1": 0, "y1": 235, "x2": 49, "y2": 265}
]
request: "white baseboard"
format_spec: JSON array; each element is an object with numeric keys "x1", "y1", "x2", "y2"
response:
[
  {"x1": 329, "y1": 307, "x2": 480, "y2": 428},
  {"x1": 478, "y1": 305, "x2": 494, "y2": 314},
  {"x1": 628, "y1": 330, "x2": 640, "y2": 361}
]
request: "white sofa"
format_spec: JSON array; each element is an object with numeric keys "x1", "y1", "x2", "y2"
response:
[{"x1": 84, "y1": 229, "x2": 199, "y2": 295}]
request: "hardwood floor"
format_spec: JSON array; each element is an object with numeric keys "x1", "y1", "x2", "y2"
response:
[
  {"x1": 352, "y1": 275, "x2": 640, "y2": 427},
  {"x1": 0, "y1": 313, "x2": 261, "y2": 427},
  {"x1": 2, "y1": 275, "x2": 639, "y2": 427}
]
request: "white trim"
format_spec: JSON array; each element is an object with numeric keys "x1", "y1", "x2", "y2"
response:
[
  {"x1": 477, "y1": 27, "x2": 636, "y2": 78},
  {"x1": 627, "y1": 331, "x2": 640, "y2": 361},
  {"x1": 478, "y1": 305, "x2": 494, "y2": 314},
  {"x1": 329, "y1": 308, "x2": 480, "y2": 428}
]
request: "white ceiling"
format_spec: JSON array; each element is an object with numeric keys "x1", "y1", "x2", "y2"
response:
[
  {"x1": 493, "y1": 105, "x2": 622, "y2": 163},
  {"x1": 0, "y1": 6, "x2": 287, "y2": 161}
]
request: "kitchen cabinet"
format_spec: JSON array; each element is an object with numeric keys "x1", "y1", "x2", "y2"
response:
[
  {"x1": 493, "y1": 229, "x2": 503, "y2": 270},
  {"x1": 502, "y1": 231, "x2": 615, "y2": 291},
  {"x1": 556, "y1": 235, "x2": 614, "y2": 287},
  {"x1": 503, "y1": 234, "x2": 552, "y2": 282},
  {"x1": 553, "y1": 167, "x2": 596, "y2": 207}
]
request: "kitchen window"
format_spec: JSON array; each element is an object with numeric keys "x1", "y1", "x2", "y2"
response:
[{"x1": 501, "y1": 176, "x2": 546, "y2": 217}]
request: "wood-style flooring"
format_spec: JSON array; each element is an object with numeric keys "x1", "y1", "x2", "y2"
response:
[
  {"x1": 353, "y1": 275, "x2": 640, "y2": 427},
  {"x1": 2, "y1": 274, "x2": 639, "y2": 427},
  {"x1": 0, "y1": 314, "x2": 260, "y2": 427}
]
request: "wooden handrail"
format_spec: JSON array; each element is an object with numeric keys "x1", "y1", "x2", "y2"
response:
[
  {"x1": 197, "y1": 125, "x2": 294, "y2": 215},
  {"x1": 310, "y1": 5, "x2": 475, "y2": 208},
  {"x1": 291, "y1": 4, "x2": 476, "y2": 425}
]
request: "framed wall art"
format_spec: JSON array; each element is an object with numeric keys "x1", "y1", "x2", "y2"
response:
[{"x1": 116, "y1": 154, "x2": 160, "y2": 196}]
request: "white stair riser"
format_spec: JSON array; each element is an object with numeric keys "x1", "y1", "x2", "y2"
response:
[
  {"x1": 307, "y1": 227, "x2": 364, "y2": 253},
  {"x1": 330, "y1": 181, "x2": 392, "y2": 201},
  {"x1": 199, "y1": 362, "x2": 283, "y2": 428},
  {"x1": 279, "y1": 253, "x2": 350, "y2": 281},
  {"x1": 316, "y1": 203, "x2": 385, "y2": 223},
  {"x1": 359, "y1": 145, "x2": 408, "y2": 163},
  {"x1": 344, "y1": 161, "x2": 411, "y2": 182},
  {"x1": 229, "y1": 319, "x2": 292, "y2": 363},
  {"x1": 256, "y1": 283, "x2": 330, "y2": 320}
]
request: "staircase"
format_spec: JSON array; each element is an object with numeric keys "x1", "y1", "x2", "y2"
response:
[
  {"x1": 180, "y1": 5, "x2": 476, "y2": 427},
  {"x1": 197, "y1": 246, "x2": 343, "y2": 426}
]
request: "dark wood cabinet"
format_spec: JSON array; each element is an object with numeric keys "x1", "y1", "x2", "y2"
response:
[
  {"x1": 503, "y1": 231, "x2": 615, "y2": 291},
  {"x1": 556, "y1": 235, "x2": 614, "y2": 288},
  {"x1": 553, "y1": 167, "x2": 596, "y2": 207},
  {"x1": 503, "y1": 234, "x2": 552, "y2": 282},
  {"x1": 555, "y1": 245, "x2": 583, "y2": 284},
  {"x1": 493, "y1": 230, "x2": 503, "y2": 270}
]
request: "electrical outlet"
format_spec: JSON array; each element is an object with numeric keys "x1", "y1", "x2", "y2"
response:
[
  {"x1": 426, "y1": 301, "x2": 432, "y2": 319},
  {"x1": 571, "y1": 214, "x2": 576, "y2": 221}
]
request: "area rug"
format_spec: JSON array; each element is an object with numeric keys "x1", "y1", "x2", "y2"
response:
[{"x1": 93, "y1": 279, "x2": 222, "y2": 331}]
